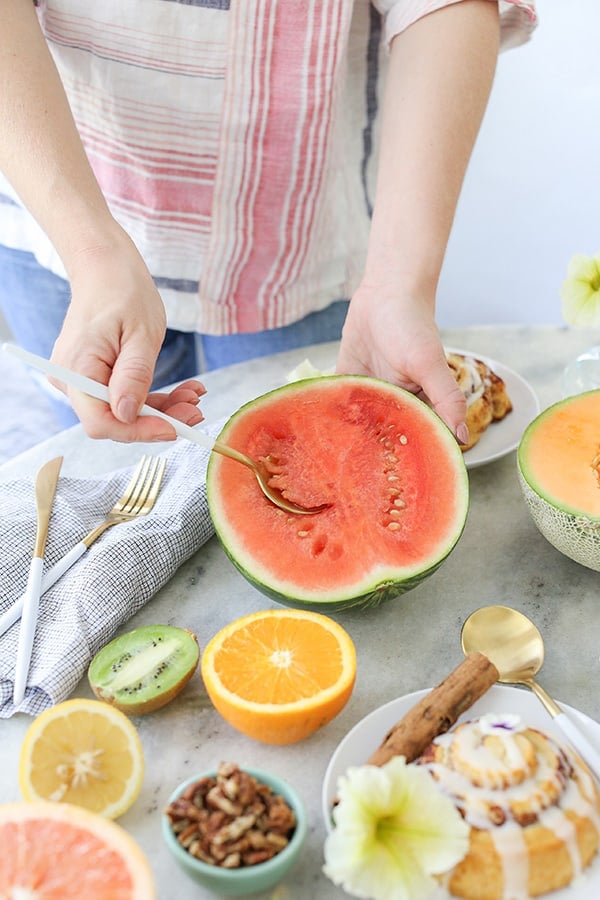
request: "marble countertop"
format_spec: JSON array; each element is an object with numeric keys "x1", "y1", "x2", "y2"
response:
[{"x1": 1, "y1": 325, "x2": 599, "y2": 899}]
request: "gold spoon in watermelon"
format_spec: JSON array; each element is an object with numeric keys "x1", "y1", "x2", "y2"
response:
[
  {"x1": 461, "y1": 604, "x2": 600, "y2": 778},
  {"x1": 3, "y1": 344, "x2": 327, "y2": 516}
]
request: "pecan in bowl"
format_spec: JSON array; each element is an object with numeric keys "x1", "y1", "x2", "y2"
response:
[{"x1": 162, "y1": 762, "x2": 307, "y2": 895}]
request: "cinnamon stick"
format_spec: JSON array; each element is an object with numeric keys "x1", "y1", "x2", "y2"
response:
[{"x1": 366, "y1": 652, "x2": 499, "y2": 767}]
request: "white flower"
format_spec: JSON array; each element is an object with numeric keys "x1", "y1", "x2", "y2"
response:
[
  {"x1": 561, "y1": 253, "x2": 600, "y2": 327},
  {"x1": 323, "y1": 757, "x2": 469, "y2": 900}
]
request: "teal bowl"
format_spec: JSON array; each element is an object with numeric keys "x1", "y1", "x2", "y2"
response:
[{"x1": 162, "y1": 767, "x2": 307, "y2": 896}]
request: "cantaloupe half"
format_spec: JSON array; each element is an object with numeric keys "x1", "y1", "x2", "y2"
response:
[
  {"x1": 517, "y1": 390, "x2": 600, "y2": 571},
  {"x1": 207, "y1": 375, "x2": 469, "y2": 611}
]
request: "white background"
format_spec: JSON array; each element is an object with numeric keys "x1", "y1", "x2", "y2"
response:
[{"x1": 436, "y1": 0, "x2": 599, "y2": 328}]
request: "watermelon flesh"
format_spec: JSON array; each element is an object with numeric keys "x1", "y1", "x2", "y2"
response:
[{"x1": 207, "y1": 376, "x2": 469, "y2": 611}]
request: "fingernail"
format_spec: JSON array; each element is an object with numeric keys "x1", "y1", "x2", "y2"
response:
[
  {"x1": 456, "y1": 422, "x2": 470, "y2": 446},
  {"x1": 117, "y1": 396, "x2": 140, "y2": 424}
]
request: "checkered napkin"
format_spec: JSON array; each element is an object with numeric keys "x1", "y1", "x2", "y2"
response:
[{"x1": 0, "y1": 430, "x2": 223, "y2": 718}]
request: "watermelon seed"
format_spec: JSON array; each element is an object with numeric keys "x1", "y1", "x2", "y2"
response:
[
  {"x1": 387, "y1": 475, "x2": 399, "y2": 482},
  {"x1": 398, "y1": 434, "x2": 408, "y2": 445},
  {"x1": 389, "y1": 509, "x2": 402, "y2": 519},
  {"x1": 387, "y1": 522, "x2": 401, "y2": 531},
  {"x1": 393, "y1": 498, "x2": 406, "y2": 508},
  {"x1": 297, "y1": 530, "x2": 310, "y2": 538}
]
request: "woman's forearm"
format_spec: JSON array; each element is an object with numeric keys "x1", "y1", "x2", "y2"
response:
[
  {"x1": 366, "y1": 0, "x2": 500, "y2": 300},
  {"x1": 0, "y1": 0, "x2": 119, "y2": 273}
]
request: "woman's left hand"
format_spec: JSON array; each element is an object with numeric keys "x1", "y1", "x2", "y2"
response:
[{"x1": 336, "y1": 280, "x2": 468, "y2": 445}]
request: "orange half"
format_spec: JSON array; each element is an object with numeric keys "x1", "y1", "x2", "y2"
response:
[{"x1": 201, "y1": 609, "x2": 357, "y2": 744}]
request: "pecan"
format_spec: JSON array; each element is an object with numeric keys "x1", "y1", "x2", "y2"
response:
[
  {"x1": 247, "y1": 829, "x2": 270, "y2": 849},
  {"x1": 264, "y1": 798, "x2": 296, "y2": 834},
  {"x1": 212, "y1": 813, "x2": 257, "y2": 845},
  {"x1": 264, "y1": 831, "x2": 289, "y2": 850},
  {"x1": 179, "y1": 823, "x2": 202, "y2": 848},
  {"x1": 242, "y1": 849, "x2": 277, "y2": 866},
  {"x1": 206, "y1": 785, "x2": 243, "y2": 817},
  {"x1": 204, "y1": 809, "x2": 227, "y2": 836}
]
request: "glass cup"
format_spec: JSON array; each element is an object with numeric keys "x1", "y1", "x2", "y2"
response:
[{"x1": 561, "y1": 344, "x2": 600, "y2": 397}]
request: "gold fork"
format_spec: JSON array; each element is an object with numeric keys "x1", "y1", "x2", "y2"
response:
[
  {"x1": 0, "y1": 455, "x2": 166, "y2": 637},
  {"x1": 79, "y1": 454, "x2": 166, "y2": 546}
]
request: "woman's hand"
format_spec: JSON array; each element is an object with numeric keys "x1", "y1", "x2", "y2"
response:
[
  {"x1": 50, "y1": 233, "x2": 206, "y2": 442},
  {"x1": 337, "y1": 280, "x2": 468, "y2": 444}
]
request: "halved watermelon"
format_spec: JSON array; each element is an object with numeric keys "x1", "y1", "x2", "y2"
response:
[{"x1": 206, "y1": 376, "x2": 469, "y2": 611}]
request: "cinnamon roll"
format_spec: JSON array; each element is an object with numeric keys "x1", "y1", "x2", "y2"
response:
[
  {"x1": 417, "y1": 714, "x2": 600, "y2": 899},
  {"x1": 446, "y1": 352, "x2": 512, "y2": 451}
]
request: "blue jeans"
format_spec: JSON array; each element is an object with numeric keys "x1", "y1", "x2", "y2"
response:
[{"x1": 0, "y1": 246, "x2": 348, "y2": 426}]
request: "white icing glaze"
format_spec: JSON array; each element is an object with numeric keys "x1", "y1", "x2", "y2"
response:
[
  {"x1": 490, "y1": 821, "x2": 529, "y2": 900},
  {"x1": 539, "y1": 805, "x2": 581, "y2": 881},
  {"x1": 449, "y1": 355, "x2": 488, "y2": 407}
]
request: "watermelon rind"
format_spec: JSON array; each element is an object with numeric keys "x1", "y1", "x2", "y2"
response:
[
  {"x1": 207, "y1": 375, "x2": 469, "y2": 612},
  {"x1": 215, "y1": 541, "x2": 451, "y2": 613}
]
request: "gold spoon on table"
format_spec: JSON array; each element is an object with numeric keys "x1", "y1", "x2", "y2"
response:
[
  {"x1": 461, "y1": 604, "x2": 600, "y2": 777},
  {"x1": 2, "y1": 343, "x2": 327, "y2": 517}
]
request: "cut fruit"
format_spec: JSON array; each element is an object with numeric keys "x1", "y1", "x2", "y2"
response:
[
  {"x1": 19, "y1": 698, "x2": 144, "y2": 819},
  {"x1": 517, "y1": 390, "x2": 600, "y2": 571},
  {"x1": 206, "y1": 375, "x2": 469, "y2": 611},
  {"x1": 201, "y1": 608, "x2": 357, "y2": 745},
  {"x1": 88, "y1": 624, "x2": 200, "y2": 715},
  {"x1": 0, "y1": 801, "x2": 155, "y2": 898}
]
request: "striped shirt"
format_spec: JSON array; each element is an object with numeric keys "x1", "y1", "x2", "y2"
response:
[{"x1": 0, "y1": 0, "x2": 536, "y2": 335}]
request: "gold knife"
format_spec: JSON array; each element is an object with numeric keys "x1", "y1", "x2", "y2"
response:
[{"x1": 13, "y1": 455, "x2": 63, "y2": 707}]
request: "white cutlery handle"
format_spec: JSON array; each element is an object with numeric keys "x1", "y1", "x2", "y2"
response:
[
  {"x1": 13, "y1": 556, "x2": 44, "y2": 706},
  {"x1": 0, "y1": 597, "x2": 24, "y2": 637},
  {"x1": 0, "y1": 541, "x2": 88, "y2": 639},
  {"x1": 2, "y1": 342, "x2": 216, "y2": 450},
  {"x1": 42, "y1": 541, "x2": 88, "y2": 590},
  {"x1": 554, "y1": 711, "x2": 600, "y2": 778}
]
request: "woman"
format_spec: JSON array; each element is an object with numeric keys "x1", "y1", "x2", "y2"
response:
[{"x1": 0, "y1": 0, "x2": 536, "y2": 444}]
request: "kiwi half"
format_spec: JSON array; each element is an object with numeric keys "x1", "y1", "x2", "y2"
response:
[{"x1": 88, "y1": 624, "x2": 200, "y2": 715}]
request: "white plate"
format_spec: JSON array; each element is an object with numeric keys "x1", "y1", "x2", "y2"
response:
[
  {"x1": 445, "y1": 348, "x2": 540, "y2": 469},
  {"x1": 322, "y1": 685, "x2": 600, "y2": 899}
]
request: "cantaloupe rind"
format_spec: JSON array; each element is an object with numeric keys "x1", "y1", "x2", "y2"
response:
[{"x1": 517, "y1": 390, "x2": 600, "y2": 571}]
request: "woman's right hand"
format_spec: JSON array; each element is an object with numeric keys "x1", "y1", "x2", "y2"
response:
[{"x1": 50, "y1": 231, "x2": 205, "y2": 442}]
